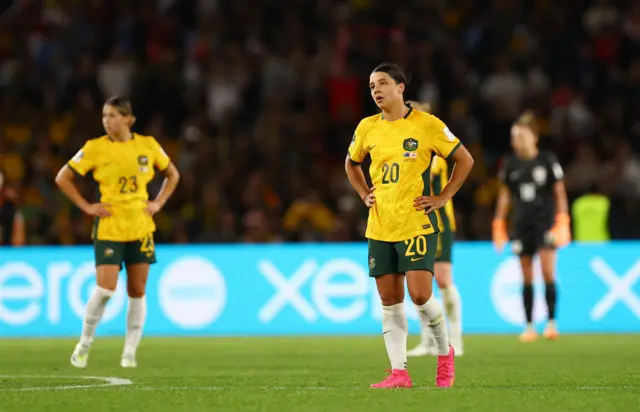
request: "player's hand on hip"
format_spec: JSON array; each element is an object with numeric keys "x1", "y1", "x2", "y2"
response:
[
  {"x1": 145, "y1": 200, "x2": 162, "y2": 215},
  {"x1": 413, "y1": 195, "x2": 446, "y2": 214},
  {"x1": 362, "y1": 186, "x2": 376, "y2": 208},
  {"x1": 492, "y1": 219, "x2": 509, "y2": 252},
  {"x1": 83, "y1": 203, "x2": 112, "y2": 217}
]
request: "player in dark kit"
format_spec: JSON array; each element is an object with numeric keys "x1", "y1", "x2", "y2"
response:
[{"x1": 493, "y1": 112, "x2": 571, "y2": 342}]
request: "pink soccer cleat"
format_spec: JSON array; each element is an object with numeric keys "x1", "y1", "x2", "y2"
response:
[
  {"x1": 370, "y1": 369, "x2": 413, "y2": 389},
  {"x1": 436, "y1": 345, "x2": 455, "y2": 388}
]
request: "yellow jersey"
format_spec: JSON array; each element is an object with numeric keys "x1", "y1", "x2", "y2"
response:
[
  {"x1": 431, "y1": 156, "x2": 457, "y2": 233},
  {"x1": 348, "y1": 106, "x2": 461, "y2": 242},
  {"x1": 67, "y1": 133, "x2": 171, "y2": 242}
]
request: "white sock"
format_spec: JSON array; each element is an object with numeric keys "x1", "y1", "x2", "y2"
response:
[
  {"x1": 419, "y1": 321, "x2": 435, "y2": 348},
  {"x1": 381, "y1": 303, "x2": 408, "y2": 370},
  {"x1": 441, "y1": 285, "x2": 462, "y2": 341},
  {"x1": 79, "y1": 286, "x2": 114, "y2": 348},
  {"x1": 416, "y1": 308, "x2": 435, "y2": 348},
  {"x1": 123, "y1": 296, "x2": 147, "y2": 357},
  {"x1": 416, "y1": 296, "x2": 450, "y2": 356}
]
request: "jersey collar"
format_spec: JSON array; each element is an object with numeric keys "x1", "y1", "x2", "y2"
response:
[
  {"x1": 381, "y1": 103, "x2": 413, "y2": 121},
  {"x1": 106, "y1": 132, "x2": 135, "y2": 142}
]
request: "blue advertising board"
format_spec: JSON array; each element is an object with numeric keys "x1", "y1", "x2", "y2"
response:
[{"x1": 0, "y1": 242, "x2": 639, "y2": 337}]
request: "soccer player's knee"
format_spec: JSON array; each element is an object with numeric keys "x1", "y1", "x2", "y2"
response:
[
  {"x1": 94, "y1": 286, "x2": 114, "y2": 303},
  {"x1": 127, "y1": 283, "x2": 146, "y2": 298},
  {"x1": 379, "y1": 291, "x2": 403, "y2": 306},
  {"x1": 435, "y1": 276, "x2": 450, "y2": 289},
  {"x1": 410, "y1": 291, "x2": 433, "y2": 306},
  {"x1": 96, "y1": 274, "x2": 118, "y2": 291}
]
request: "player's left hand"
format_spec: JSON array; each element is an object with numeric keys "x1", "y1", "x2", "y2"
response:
[
  {"x1": 551, "y1": 213, "x2": 572, "y2": 248},
  {"x1": 413, "y1": 195, "x2": 448, "y2": 214},
  {"x1": 145, "y1": 200, "x2": 162, "y2": 215}
]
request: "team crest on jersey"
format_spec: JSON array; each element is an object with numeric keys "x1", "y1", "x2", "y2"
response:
[
  {"x1": 138, "y1": 155, "x2": 149, "y2": 173},
  {"x1": 402, "y1": 138, "x2": 418, "y2": 151},
  {"x1": 369, "y1": 256, "x2": 376, "y2": 269},
  {"x1": 532, "y1": 166, "x2": 547, "y2": 185}
]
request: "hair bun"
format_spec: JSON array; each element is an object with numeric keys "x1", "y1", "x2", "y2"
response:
[
  {"x1": 518, "y1": 110, "x2": 535, "y2": 123},
  {"x1": 515, "y1": 110, "x2": 539, "y2": 135}
]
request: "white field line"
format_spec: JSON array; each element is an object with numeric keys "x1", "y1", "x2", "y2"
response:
[{"x1": 0, "y1": 375, "x2": 133, "y2": 391}]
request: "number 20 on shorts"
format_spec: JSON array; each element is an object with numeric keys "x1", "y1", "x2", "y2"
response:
[{"x1": 404, "y1": 235, "x2": 427, "y2": 257}]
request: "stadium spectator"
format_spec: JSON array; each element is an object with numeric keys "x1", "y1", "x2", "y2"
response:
[
  {"x1": 0, "y1": 170, "x2": 26, "y2": 246},
  {"x1": 0, "y1": 0, "x2": 639, "y2": 244}
]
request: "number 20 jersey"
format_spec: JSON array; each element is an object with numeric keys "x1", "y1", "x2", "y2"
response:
[
  {"x1": 498, "y1": 151, "x2": 564, "y2": 231},
  {"x1": 67, "y1": 134, "x2": 171, "y2": 242},
  {"x1": 348, "y1": 107, "x2": 461, "y2": 242}
]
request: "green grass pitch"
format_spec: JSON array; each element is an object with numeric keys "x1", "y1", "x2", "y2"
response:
[{"x1": 1, "y1": 335, "x2": 639, "y2": 411}]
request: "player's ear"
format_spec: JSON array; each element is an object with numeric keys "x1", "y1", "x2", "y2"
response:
[
  {"x1": 398, "y1": 82, "x2": 405, "y2": 94},
  {"x1": 129, "y1": 116, "x2": 137, "y2": 128}
]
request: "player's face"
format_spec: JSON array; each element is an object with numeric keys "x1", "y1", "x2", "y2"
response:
[
  {"x1": 511, "y1": 125, "x2": 537, "y2": 156},
  {"x1": 369, "y1": 71, "x2": 404, "y2": 110},
  {"x1": 102, "y1": 105, "x2": 129, "y2": 135}
]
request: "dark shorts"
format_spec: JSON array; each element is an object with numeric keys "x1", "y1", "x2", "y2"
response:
[
  {"x1": 368, "y1": 233, "x2": 438, "y2": 277},
  {"x1": 435, "y1": 230, "x2": 454, "y2": 263},
  {"x1": 511, "y1": 225, "x2": 555, "y2": 257},
  {"x1": 94, "y1": 233, "x2": 157, "y2": 269}
]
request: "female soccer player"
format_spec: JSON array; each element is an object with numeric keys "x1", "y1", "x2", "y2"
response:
[
  {"x1": 55, "y1": 96, "x2": 180, "y2": 368},
  {"x1": 493, "y1": 111, "x2": 570, "y2": 342},
  {"x1": 345, "y1": 64, "x2": 474, "y2": 388},
  {"x1": 405, "y1": 102, "x2": 464, "y2": 358}
]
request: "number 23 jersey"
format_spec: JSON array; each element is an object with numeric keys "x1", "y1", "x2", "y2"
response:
[
  {"x1": 348, "y1": 107, "x2": 461, "y2": 242},
  {"x1": 67, "y1": 134, "x2": 171, "y2": 242}
]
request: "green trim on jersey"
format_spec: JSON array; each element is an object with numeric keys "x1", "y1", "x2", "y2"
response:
[
  {"x1": 445, "y1": 141, "x2": 462, "y2": 161},
  {"x1": 422, "y1": 157, "x2": 439, "y2": 232}
]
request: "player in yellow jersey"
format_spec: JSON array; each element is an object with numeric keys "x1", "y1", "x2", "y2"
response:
[
  {"x1": 55, "y1": 97, "x2": 180, "y2": 369},
  {"x1": 405, "y1": 102, "x2": 464, "y2": 358},
  {"x1": 345, "y1": 63, "x2": 474, "y2": 389}
]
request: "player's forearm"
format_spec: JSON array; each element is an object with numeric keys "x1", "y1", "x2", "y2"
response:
[
  {"x1": 553, "y1": 181, "x2": 569, "y2": 215},
  {"x1": 345, "y1": 156, "x2": 369, "y2": 200},
  {"x1": 439, "y1": 165, "x2": 471, "y2": 201},
  {"x1": 495, "y1": 187, "x2": 511, "y2": 220},
  {"x1": 439, "y1": 148, "x2": 474, "y2": 201},
  {"x1": 55, "y1": 166, "x2": 91, "y2": 212},
  {"x1": 154, "y1": 163, "x2": 180, "y2": 207}
]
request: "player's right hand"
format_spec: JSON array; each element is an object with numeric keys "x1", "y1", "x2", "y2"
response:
[
  {"x1": 83, "y1": 203, "x2": 112, "y2": 217},
  {"x1": 492, "y1": 218, "x2": 508, "y2": 252},
  {"x1": 362, "y1": 186, "x2": 376, "y2": 208}
]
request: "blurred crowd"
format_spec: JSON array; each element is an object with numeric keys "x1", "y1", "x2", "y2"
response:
[{"x1": 0, "y1": 0, "x2": 639, "y2": 245}]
